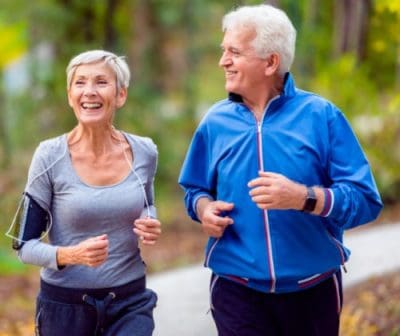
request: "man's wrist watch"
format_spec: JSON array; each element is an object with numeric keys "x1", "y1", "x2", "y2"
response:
[{"x1": 302, "y1": 187, "x2": 317, "y2": 212}]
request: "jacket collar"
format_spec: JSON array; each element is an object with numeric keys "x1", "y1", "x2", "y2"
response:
[{"x1": 228, "y1": 72, "x2": 296, "y2": 103}]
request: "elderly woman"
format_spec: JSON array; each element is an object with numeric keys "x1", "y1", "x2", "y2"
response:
[{"x1": 11, "y1": 50, "x2": 161, "y2": 335}]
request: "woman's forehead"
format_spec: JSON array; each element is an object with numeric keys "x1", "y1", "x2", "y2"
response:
[{"x1": 73, "y1": 61, "x2": 114, "y2": 77}]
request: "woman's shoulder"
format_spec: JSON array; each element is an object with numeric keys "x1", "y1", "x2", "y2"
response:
[
  {"x1": 123, "y1": 132, "x2": 157, "y2": 156},
  {"x1": 34, "y1": 134, "x2": 67, "y2": 160}
]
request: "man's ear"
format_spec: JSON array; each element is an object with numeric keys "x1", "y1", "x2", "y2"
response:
[
  {"x1": 116, "y1": 87, "x2": 128, "y2": 108},
  {"x1": 264, "y1": 53, "x2": 280, "y2": 76}
]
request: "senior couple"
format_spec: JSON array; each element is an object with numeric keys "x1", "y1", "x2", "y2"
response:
[{"x1": 11, "y1": 4, "x2": 382, "y2": 336}]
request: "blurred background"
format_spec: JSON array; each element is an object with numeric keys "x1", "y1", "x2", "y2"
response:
[{"x1": 0, "y1": 0, "x2": 399, "y2": 334}]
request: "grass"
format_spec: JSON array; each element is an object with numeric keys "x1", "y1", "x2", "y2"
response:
[{"x1": 340, "y1": 270, "x2": 400, "y2": 336}]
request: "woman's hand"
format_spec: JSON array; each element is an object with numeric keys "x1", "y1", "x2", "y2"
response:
[
  {"x1": 56, "y1": 234, "x2": 109, "y2": 267},
  {"x1": 133, "y1": 217, "x2": 162, "y2": 246}
]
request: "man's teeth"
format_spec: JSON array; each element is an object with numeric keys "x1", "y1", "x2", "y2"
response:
[{"x1": 82, "y1": 103, "x2": 102, "y2": 109}]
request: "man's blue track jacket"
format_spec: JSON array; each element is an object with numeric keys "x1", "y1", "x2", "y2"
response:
[{"x1": 178, "y1": 73, "x2": 383, "y2": 293}]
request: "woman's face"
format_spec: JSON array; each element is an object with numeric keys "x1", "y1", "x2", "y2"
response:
[{"x1": 68, "y1": 61, "x2": 127, "y2": 127}]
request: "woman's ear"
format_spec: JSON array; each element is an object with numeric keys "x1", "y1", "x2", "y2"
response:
[
  {"x1": 67, "y1": 90, "x2": 73, "y2": 108},
  {"x1": 116, "y1": 87, "x2": 128, "y2": 108},
  {"x1": 264, "y1": 53, "x2": 280, "y2": 76}
]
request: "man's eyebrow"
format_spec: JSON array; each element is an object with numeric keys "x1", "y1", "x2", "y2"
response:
[{"x1": 220, "y1": 45, "x2": 240, "y2": 51}]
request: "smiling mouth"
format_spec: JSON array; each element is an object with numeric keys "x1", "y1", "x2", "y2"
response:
[
  {"x1": 81, "y1": 102, "x2": 103, "y2": 109},
  {"x1": 225, "y1": 71, "x2": 237, "y2": 78}
]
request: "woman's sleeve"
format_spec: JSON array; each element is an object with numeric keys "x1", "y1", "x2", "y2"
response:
[
  {"x1": 15, "y1": 143, "x2": 60, "y2": 269},
  {"x1": 140, "y1": 138, "x2": 158, "y2": 219}
]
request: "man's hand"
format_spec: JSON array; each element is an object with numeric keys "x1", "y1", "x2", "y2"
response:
[
  {"x1": 248, "y1": 171, "x2": 306, "y2": 210},
  {"x1": 197, "y1": 198, "x2": 234, "y2": 238}
]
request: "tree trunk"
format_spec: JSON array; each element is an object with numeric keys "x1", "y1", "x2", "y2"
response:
[
  {"x1": 0, "y1": 76, "x2": 10, "y2": 169},
  {"x1": 58, "y1": 0, "x2": 96, "y2": 45},
  {"x1": 396, "y1": 42, "x2": 400, "y2": 89},
  {"x1": 128, "y1": 0, "x2": 165, "y2": 93},
  {"x1": 334, "y1": 0, "x2": 371, "y2": 62},
  {"x1": 265, "y1": 0, "x2": 281, "y2": 7},
  {"x1": 297, "y1": 0, "x2": 318, "y2": 75},
  {"x1": 104, "y1": 0, "x2": 119, "y2": 50}
]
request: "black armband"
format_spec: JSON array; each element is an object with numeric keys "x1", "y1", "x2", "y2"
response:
[{"x1": 12, "y1": 193, "x2": 50, "y2": 250}]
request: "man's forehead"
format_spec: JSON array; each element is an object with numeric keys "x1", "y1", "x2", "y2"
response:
[{"x1": 223, "y1": 27, "x2": 256, "y2": 41}]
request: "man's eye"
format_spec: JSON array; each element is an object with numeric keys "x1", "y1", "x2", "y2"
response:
[{"x1": 98, "y1": 80, "x2": 108, "y2": 85}]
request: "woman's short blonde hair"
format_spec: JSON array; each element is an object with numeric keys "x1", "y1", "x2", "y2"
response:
[{"x1": 66, "y1": 50, "x2": 131, "y2": 90}]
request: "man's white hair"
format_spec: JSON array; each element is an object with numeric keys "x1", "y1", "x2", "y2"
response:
[{"x1": 222, "y1": 4, "x2": 296, "y2": 75}]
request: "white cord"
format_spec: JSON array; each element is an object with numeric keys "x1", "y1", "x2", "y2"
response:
[
  {"x1": 6, "y1": 130, "x2": 152, "y2": 244},
  {"x1": 5, "y1": 142, "x2": 67, "y2": 242},
  {"x1": 116, "y1": 129, "x2": 151, "y2": 218}
]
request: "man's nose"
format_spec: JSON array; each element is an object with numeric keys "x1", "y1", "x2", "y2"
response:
[{"x1": 219, "y1": 52, "x2": 231, "y2": 67}]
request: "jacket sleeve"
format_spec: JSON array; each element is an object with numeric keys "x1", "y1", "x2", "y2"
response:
[
  {"x1": 178, "y1": 124, "x2": 216, "y2": 222},
  {"x1": 323, "y1": 109, "x2": 383, "y2": 229}
]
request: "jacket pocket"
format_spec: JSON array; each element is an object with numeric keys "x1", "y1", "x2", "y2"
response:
[
  {"x1": 325, "y1": 229, "x2": 348, "y2": 272},
  {"x1": 204, "y1": 238, "x2": 220, "y2": 267}
]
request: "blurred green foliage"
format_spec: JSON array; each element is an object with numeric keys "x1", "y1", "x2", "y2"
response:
[{"x1": 0, "y1": 0, "x2": 399, "y2": 271}]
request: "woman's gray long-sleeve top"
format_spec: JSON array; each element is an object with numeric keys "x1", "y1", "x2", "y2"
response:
[{"x1": 18, "y1": 132, "x2": 158, "y2": 288}]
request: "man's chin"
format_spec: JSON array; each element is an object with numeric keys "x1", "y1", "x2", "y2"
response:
[{"x1": 225, "y1": 84, "x2": 237, "y2": 94}]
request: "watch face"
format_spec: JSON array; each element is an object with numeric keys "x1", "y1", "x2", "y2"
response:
[
  {"x1": 303, "y1": 187, "x2": 317, "y2": 212},
  {"x1": 304, "y1": 198, "x2": 317, "y2": 212}
]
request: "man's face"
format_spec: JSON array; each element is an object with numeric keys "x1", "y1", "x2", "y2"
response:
[{"x1": 219, "y1": 28, "x2": 268, "y2": 98}]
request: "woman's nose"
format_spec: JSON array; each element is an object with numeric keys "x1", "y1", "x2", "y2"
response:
[{"x1": 83, "y1": 84, "x2": 97, "y2": 96}]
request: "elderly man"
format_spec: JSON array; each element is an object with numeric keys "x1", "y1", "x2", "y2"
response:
[{"x1": 179, "y1": 4, "x2": 382, "y2": 336}]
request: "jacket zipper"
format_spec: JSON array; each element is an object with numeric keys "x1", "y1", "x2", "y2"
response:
[
  {"x1": 257, "y1": 121, "x2": 276, "y2": 292},
  {"x1": 256, "y1": 96, "x2": 280, "y2": 293}
]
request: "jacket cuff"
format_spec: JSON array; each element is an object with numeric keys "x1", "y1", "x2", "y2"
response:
[
  {"x1": 192, "y1": 193, "x2": 214, "y2": 221},
  {"x1": 320, "y1": 188, "x2": 334, "y2": 217}
]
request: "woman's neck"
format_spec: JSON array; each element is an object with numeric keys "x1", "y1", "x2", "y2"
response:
[{"x1": 67, "y1": 124, "x2": 120, "y2": 157}]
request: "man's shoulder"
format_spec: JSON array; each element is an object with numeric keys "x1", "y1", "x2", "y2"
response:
[
  {"x1": 207, "y1": 98, "x2": 232, "y2": 112},
  {"x1": 202, "y1": 98, "x2": 237, "y2": 120},
  {"x1": 295, "y1": 88, "x2": 336, "y2": 107}
]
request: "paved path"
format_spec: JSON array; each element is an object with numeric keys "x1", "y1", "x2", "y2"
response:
[{"x1": 148, "y1": 223, "x2": 400, "y2": 336}]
